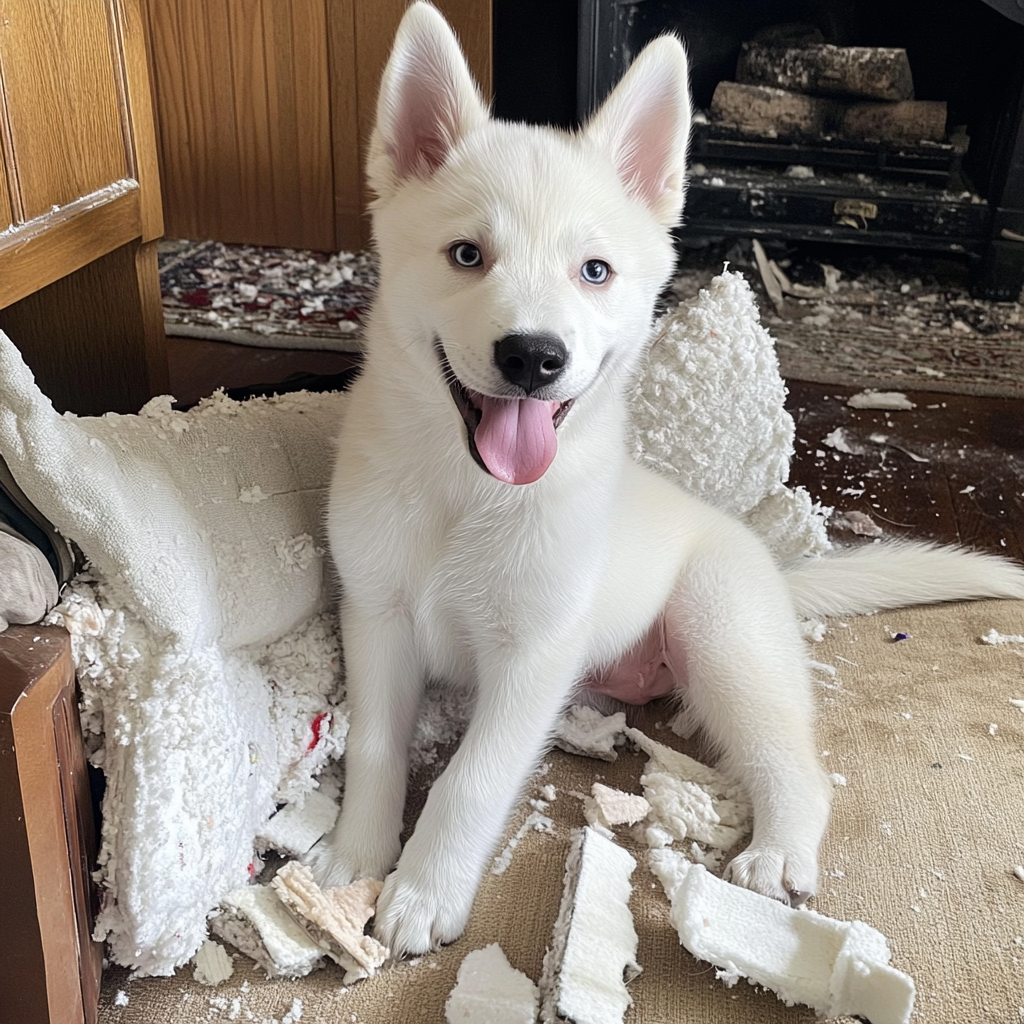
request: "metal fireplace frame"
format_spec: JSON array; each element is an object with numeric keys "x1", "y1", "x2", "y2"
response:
[{"x1": 577, "y1": 0, "x2": 1024, "y2": 298}]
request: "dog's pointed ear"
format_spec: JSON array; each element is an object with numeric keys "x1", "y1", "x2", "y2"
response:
[
  {"x1": 585, "y1": 36, "x2": 692, "y2": 226},
  {"x1": 368, "y1": 2, "x2": 489, "y2": 200}
]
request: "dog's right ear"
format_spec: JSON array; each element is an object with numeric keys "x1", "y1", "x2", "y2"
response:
[{"x1": 367, "y1": 2, "x2": 489, "y2": 201}]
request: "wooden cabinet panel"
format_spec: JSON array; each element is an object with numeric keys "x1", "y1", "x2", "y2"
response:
[
  {"x1": 144, "y1": 0, "x2": 335, "y2": 250},
  {"x1": 0, "y1": 0, "x2": 130, "y2": 220},
  {"x1": 0, "y1": 0, "x2": 168, "y2": 415},
  {"x1": 145, "y1": 0, "x2": 491, "y2": 252},
  {"x1": 0, "y1": 151, "x2": 11, "y2": 230}
]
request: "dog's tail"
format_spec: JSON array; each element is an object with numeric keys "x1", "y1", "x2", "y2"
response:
[{"x1": 784, "y1": 541, "x2": 1024, "y2": 618}]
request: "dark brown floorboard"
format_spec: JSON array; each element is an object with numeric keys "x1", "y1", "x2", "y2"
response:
[
  {"x1": 167, "y1": 335, "x2": 1024, "y2": 559},
  {"x1": 166, "y1": 334, "x2": 358, "y2": 408},
  {"x1": 786, "y1": 380, "x2": 1024, "y2": 561}
]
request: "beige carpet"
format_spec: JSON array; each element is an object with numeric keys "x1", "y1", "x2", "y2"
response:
[{"x1": 99, "y1": 597, "x2": 1024, "y2": 1024}]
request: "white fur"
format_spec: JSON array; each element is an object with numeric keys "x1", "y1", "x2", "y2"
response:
[{"x1": 311, "y1": 2, "x2": 1024, "y2": 955}]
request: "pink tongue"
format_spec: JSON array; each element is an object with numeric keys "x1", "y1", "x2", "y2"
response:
[{"x1": 474, "y1": 396, "x2": 559, "y2": 485}]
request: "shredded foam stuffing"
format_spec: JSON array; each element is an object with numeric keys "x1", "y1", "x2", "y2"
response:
[
  {"x1": 650, "y1": 851, "x2": 915, "y2": 1024},
  {"x1": 492, "y1": 811, "x2": 555, "y2": 875},
  {"x1": 193, "y1": 939, "x2": 234, "y2": 986},
  {"x1": 0, "y1": 268, "x2": 818, "y2": 975},
  {"x1": 627, "y1": 727, "x2": 751, "y2": 868},
  {"x1": 630, "y1": 269, "x2": 829, "y2": 561},
  {"x1": 583, "y1": 783, "x2": 651, "y2": 837},
  {"x1": 982, "y1": 629, "x2": 1024, "y2": 645},
  {"x1": 539, "y1": 828, "x2": 640, "y2": 1024},
  {"x1": 554, "y1": 705, "x2": 628, "y2": 761},
  {"x1": 445, "y1": 944, "x2": 540, "y2": 1024},
  {"x1": 270, "y1": 863, "x2": 388, "y2": 984}
]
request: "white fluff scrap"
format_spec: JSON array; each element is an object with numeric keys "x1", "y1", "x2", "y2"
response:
[
  {"x1": 445, "y1": 944, "x2": 540, "y2": 1024},
  {"x1": 626, "y1": 728, "x2": 751, "y2": 857},
  {"x1": 630, "y1": 269, "x2": 830, "y2": 561}
]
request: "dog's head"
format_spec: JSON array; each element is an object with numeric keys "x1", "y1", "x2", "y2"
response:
[{"x1": 368, "y1": 2, "x2": 691, "y2": 485}]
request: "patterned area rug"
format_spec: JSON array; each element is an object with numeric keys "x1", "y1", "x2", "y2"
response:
[
  {"x1": 160, "y1": 238, "x2": 1024, "y2": 398},
  {"x1": 159, "y1": 239, "x2": 377, "y2": 352}
]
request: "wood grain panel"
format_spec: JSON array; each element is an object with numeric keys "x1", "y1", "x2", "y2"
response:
[
  {"x1": 349, "y1": 0, "x2": 492, "y2": 248},
  {"x1": 145, "y1": 0, "x2": 334, "y2": 249},
  {"x1": 146, "y1": 0, "x2": 490, "y2": 252},
  {"x1": 0, "y1": 148, "x2": 12, "y2": 231},
  {"x1": 0, "y1": 0, "x2": 129, "y2": 219},
  {"x1": 114, "y1": 0, "x2": 165, "y2": 240},
  {"x1": 0, "y1": 240, "x2": 165, "y2": 415},
  {"x1": 326, "y1": 0, "x2": 361, "y2": 249}
]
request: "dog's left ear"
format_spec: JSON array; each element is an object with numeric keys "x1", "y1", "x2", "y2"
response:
[
  {"x1": 585, "y1": 36, "x2": 692, "y2": 226},
  {"x1": 368, "y1": 2, "x2": 490, "y2": 201}
]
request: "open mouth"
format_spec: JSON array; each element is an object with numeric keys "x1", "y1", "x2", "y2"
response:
[{"x1": 437, "y1": 343, "x2": 574, "y2": 485}]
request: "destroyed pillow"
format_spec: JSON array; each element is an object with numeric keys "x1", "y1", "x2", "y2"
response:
[{"x1": 631, "y1": 269, "x2": 829, "y2": 561}]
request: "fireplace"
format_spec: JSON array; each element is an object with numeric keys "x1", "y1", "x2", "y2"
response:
[{"x1": 494, "y1": 0, "x2": 1024, "y2": 299}]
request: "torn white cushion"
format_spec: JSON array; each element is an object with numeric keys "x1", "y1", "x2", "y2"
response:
[{"x1": 630, "y1": 269, "x2": 830, "y2": 561}]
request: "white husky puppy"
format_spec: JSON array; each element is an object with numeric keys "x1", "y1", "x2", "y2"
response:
[{"x1": 313, "y1": 2, "x2": 1024, "y2": 955}]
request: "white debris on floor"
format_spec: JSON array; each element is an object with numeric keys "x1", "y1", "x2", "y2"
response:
[
  {"x1": 650, "y1": 851, "x2": 915, "y2": 1024},
  {"x1": 270, "y1": 863, "x2": 388, "y2": 984},
  {"x1": 584, "y1": 783, "x2": 651, "y2": 831},
  {"x1": 626, "y1": 728, "x2": 751, "y2": 866},
  {"x1": 554, "y1": 706, "x2": 628, "y2": 761},
  {"x1": 982, "y1": 629, "x2": 1024, "y2": 645},
  {"x1": 256, "y1": 790, "x2": 340, "y2": 857},
  {"x1": 193, "y1": 939, "x2": 235, "y2": 986},
  {"x1": 491, "y1": 811, "x2": 555, "y2": 875},
  {"x1": 211, "y1": 886, "x2": 325, "y2": 979},
  {"x1": 846, "y1": 390, "x2": 917, "y2": 410},
  {"x1": 539, "y1": 828, "x2": 640, "y2": 1024},
  {"x1": 444, "y1": 944, "x2": 540, "y2": 1024}
]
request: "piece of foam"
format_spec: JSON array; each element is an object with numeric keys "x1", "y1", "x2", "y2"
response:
[
  {"x1": 270, "y1": 861, "x2": 388, "y2": 983},
  {"x1": 192, "y1": 938, "x2": 234, "y2": 986},
  {"x1": 540, "y1": 827, "x2": 640, "y2": 1024},
  {"x1": 650, "y1": 850, "x2": 915, "y2": 1024},
  {"x1": 584, "y1": 783, "x2": 651, "y2": 834},
  {"x1": 626, "y1": 728, "x2": 750, "y2": 853},
  {"x1": 445, "y1": 943, "x2": 540, "y2": 1024},
  {"x1": 257, "y1": 789, "x2": 340, "y2": 857},
  {"x1": 210, "y1": 885, "x2": 324, "y2": 979},
  {"x1": 554, "y1": 706, "x2": 627, "y2": 761}
]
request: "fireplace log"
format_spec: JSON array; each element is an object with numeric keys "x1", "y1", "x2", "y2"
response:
[
  {"x1": 841, "y1": 100, "x2": 947, "y2": 144},
  {"x1": 737, "y1": 43, "x2": 914, "y2": 102},
  {"x1": 710, "y1": 82, "x2": 947, "y2": 145},
  {"x1": 710, "y1": 81, "x2": 839, "y2": 139}
]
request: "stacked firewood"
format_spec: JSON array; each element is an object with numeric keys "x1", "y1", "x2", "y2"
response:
[{"x1": 710, "y1": 27, "x2": 947, "y2": 146}]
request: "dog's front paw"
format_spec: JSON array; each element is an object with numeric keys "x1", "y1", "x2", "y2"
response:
[
  {"x1": 305, "y1": 823, "x2": 399, "y2": 889},
  {"x1": 373, "y1": 853, "x2": 476, "y2": 957},
  {"x1": 724, "y1": 844, "x2": 818, "y2": 907}
]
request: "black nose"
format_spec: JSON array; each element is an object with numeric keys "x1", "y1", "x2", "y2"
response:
[{"x1": 494, "y1": 333, "x2": 568, "y2": 395}]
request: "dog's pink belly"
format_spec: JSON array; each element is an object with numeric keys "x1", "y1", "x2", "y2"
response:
[{"x1": 584, "y1": 616, "x2": 682, "y2": 705}]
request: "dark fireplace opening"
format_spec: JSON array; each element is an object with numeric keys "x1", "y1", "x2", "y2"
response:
[{"x1": 494, "y1": 0, "x2": 1024, "y2": 299}]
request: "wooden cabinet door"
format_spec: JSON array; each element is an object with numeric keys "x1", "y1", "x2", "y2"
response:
[
  {"x1": 0, "y1": 0, "x2": 168, "y2": 415},
  {"x1": 143, "y1": 0, "x2": 491, "y2": 252}
]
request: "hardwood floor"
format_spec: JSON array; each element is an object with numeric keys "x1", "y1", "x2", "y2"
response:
[
  {"x1": 787, "y1": 380, "x2": 1024, "y2": 560},
  {"x1": 167, "y1": 334, "x2": 1024, "y2": 559}
]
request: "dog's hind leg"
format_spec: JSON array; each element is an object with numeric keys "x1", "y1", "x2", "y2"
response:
[
  {"x1": 664, "y1": 530, "x2": 832, "y2": 905},
  {"x1": 372, "y1": 644, "x2": 581, "y2": 955},
  {"x1": 308, "y1": 596, "x2": 423, "y2": 888}
]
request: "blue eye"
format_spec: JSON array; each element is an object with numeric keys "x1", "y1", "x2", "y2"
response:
[
  {"x1": 450, "y1": 242, "x2": 483, "y2": 268},
  {"x1": 581, "y1": 259, "x2": 611, "y2": 285}
]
